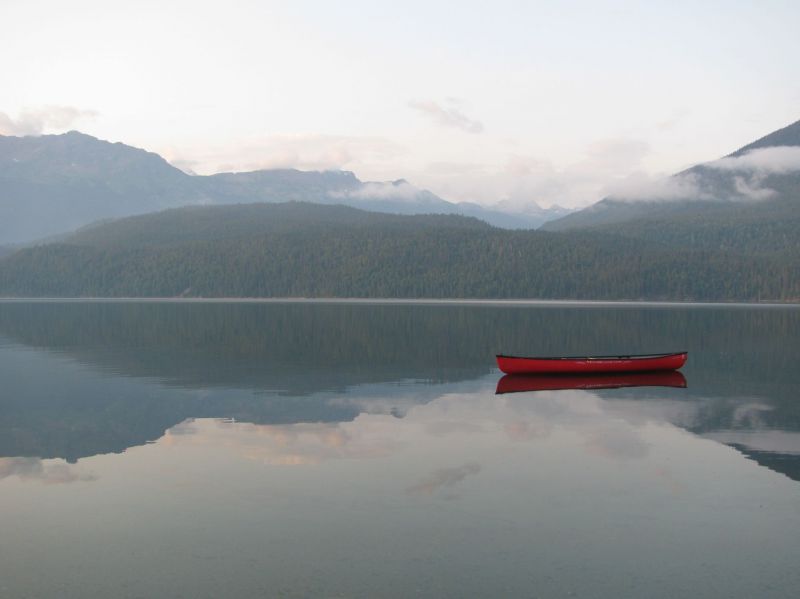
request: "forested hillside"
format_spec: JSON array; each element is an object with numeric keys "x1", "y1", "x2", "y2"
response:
[
  {"x1": 0, "y1": 202, "x2": 796, "y2": 301},
  {"x1": 65, "y1": 202, "x2": 490, "y2": 248},
  {"x1": 568, "y1": 196, "x2": 800, "y2": 255}
]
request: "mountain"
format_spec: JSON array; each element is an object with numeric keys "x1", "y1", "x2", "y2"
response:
[
  {"x1": 199, "y1": 170, "x2": 568, "y2": 228},
  {"x1": 0, "y1": 131, "x2": 569, "y2": 244},
  {"x1": 548, "y1": 194, "x2": 800, "y2": 257},
  {"x1": 542, "y1": 119, "x2": 800, "y2": 232},
  {"x1": 730, "y1": 118, "x2": 800, "y2": 156},
  {"x1": 0, "y1": 202, "x2": 796, "y2": 300},
  {"x1": 455, "y1": 200, "x2": 573, "y2": 229},
  {"x1": 0, "y1": 131, "x2": 202, "y2": 243},
  {"x1": 64, "y1": 201, "x2": 490, "y2": 249}
]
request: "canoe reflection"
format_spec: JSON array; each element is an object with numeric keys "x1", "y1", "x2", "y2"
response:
[{"x1": 496, "y1": 371, "x2": 687, "y2": 394}]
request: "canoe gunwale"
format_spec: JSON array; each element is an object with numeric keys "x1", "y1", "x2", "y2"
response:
[
  {"x1": 496, "y1": 352, "x2": 688, "y2": 375},
  {"x1": 495, "y1": 351, "x2": 687, "y2": 361}
]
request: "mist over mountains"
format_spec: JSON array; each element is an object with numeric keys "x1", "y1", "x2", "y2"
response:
[
  {"x1": 543, "y1": 119, "x2": 800, "y2": 231},
  {"x1": 0, "y1": 119, "x2": 798, "y2": 301},
  {"x1": 0, "y1": 131, "x2": 570, "y2": 244}
]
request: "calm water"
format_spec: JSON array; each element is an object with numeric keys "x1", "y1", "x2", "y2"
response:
[{"x1": 0, "y1": 301, "x2": 799, "y2": 598}]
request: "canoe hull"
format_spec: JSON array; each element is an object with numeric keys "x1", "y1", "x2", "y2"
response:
[{"x1": 496, "y1": 352, "x2": 687, "y2": 375}]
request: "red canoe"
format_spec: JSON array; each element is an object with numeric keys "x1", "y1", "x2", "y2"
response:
[
  {"x1": 495, "y1": 371, "x2": 687, "y2": 394},
  {"x1": 496, "y1": 352, "x2": 687, "y2": 375}
]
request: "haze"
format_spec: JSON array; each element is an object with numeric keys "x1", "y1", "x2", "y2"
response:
[{"x1": 2, "y1": 0, "x2": 799, "y2": 208}]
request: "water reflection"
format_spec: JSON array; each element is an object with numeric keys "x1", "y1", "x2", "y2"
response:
[
  {"x1": 1, "y1": 302, "x2": 799, "y2": 597},
  {"x1": 496, "y1": 371, "x2": 687, "y2": 393},
  {"x1": 4, "y1": 386, "x2": 798, "y2": 598},
  {"x1": 160, "y1": 386, "x2": 660, "y2": 466},
  {"x1": 0, "y1": 301, "x2": 798, "y2": 483},
  {"x1": 0, "y1": 456, "x2": 96, "y2": 485},
  {"x1": 142, "y1": 374, "x2": 800, "y2": 484},
  {"x1": 407, "y1": 463, "x2": 482, "y2": 497},
  {"x1": 0, "y1": 301, "x2": 797, "y2": 392}
]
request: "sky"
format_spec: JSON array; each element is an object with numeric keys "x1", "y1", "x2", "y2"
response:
[{"x1": 1, "y1": 0, "x2": 799, "y2": 208}]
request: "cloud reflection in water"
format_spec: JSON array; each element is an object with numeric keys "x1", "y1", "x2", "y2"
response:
[{"x1": 0, "y1": 457, "x2": 96, "y2": 485}]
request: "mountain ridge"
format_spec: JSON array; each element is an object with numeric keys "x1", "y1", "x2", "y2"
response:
[
  {"x1": 542, "y1": 118, "x2": 800, "y2": 232},
  {"x1": 729, "y1": 118, "x2": 800, "y2": 156},
  {"x1": 0, "y1": 201, "x2": 795, "y2": 301},
  {"x1": 0, "y1": 131, "x2": 570, "y2": 243}
]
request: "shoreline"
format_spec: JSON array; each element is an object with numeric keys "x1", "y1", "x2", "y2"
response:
[{"x1": 0, "y1": 297, "x2": 798, "y2": 308}]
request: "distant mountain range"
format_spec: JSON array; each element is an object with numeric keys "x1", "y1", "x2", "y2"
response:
[
  {"x1": 0, "y1": 131, "x2": 571, "y2": 244},
  {"x1": 0, "y1": 119, "x2": 798, "y2": 301},
  {"x1": 543, "y1": 119, "x2": 800, "y2": 232}
]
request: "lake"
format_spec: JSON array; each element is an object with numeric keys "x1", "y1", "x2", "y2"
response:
[{"x1": 0, "y1": 301, "x2": 799, "y2": 598}]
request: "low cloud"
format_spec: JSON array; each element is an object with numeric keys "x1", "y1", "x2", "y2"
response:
[
  {"x1": 584, "y1": 139, "x2": 651, "y2": 171},
  {"x1": 168, "y1": 158, "x2": 201, "y2": 175},
  {"x1": 731, "y1": 175, "x2": 777, "y2": 201},
  {"x1": 419, "y1": 137, "x2": 651, "y2": 209},
  {"x1": 710, "y1": 146, "x2": 800, "y2": 173},
  {"x1": 176, "y1": 134, "x2": 404, "y2": 175},
  {"x1": 331, "y1": 180, "x2": 423, "y2": 202},
  {"x1": 409, "y1": 99, "x2": 484, "y2": 134},
  {"x1": 415, "y1": 141, "x2": 800, "y2": 209},
  {"x1": 254, "y1": 146, "x2": 353, "y2": 171},
  {"x1": 605, "y1": 171, "x2": 711, "y2": 202},
  {"x1": 0, "y1": 105, "x2": 97, "y2": 136},
  {"x1": 605, "y1": 146, "x2": 800, "y2": 203}
]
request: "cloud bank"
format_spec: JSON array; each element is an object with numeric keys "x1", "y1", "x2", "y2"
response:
[
  {"x1": 419, "y1": 137, "x2": 652, "y2": 209},
  {"x1": 605, "y1": 171, "x2": 713, "y2": 202},
  {"x1": 606, "y1": 145, "x2": 800, "y2": 203},
  {"x1": 0, "y1": 105, "x2": 97, "y2": 136},
  {"x1": 173, "y1": 134, "x2": 404, "y2": 175},
  {"x1": 331, "y1": 180, "x2": 424, "y2": 202},
  {"x1": 409, "y1": 99, "x2": 484, "y2": 134},
  {"x1": 712, "y1": 146, "x2": 800, "y2": 173}
]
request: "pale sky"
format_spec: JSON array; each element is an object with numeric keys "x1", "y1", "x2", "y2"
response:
[{"x1": 2, "y1": 0, "x2": 799, "y2": 208}]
